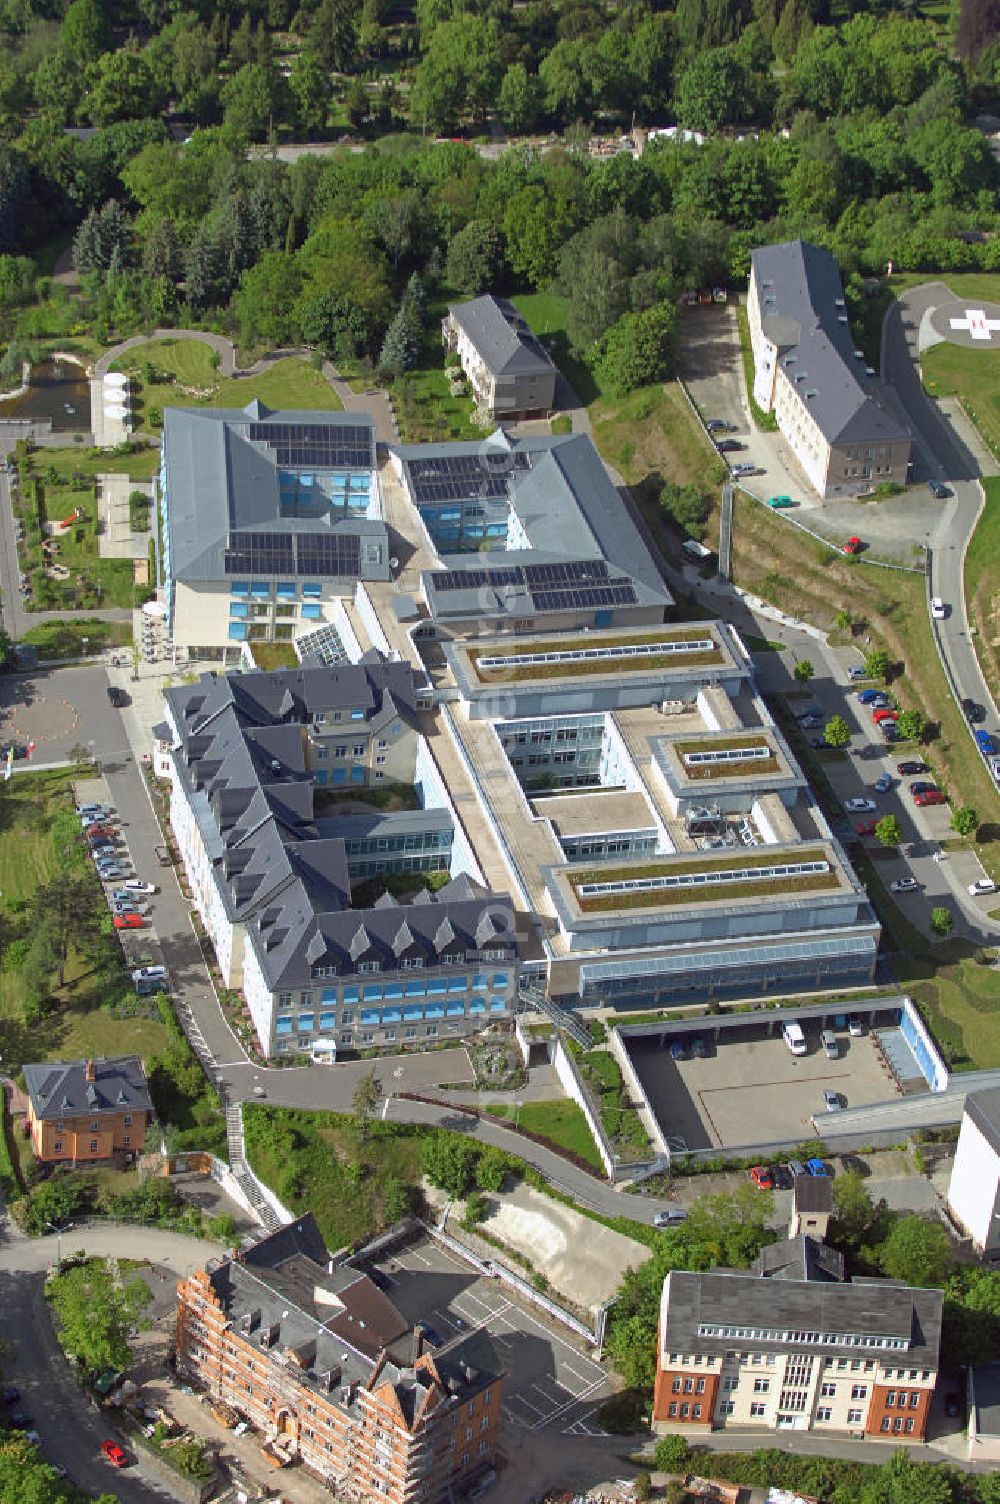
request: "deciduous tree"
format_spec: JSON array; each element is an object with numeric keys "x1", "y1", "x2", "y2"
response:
[{"x1": 46, "y1": 1258, "x2": 152, "y2": 1373}]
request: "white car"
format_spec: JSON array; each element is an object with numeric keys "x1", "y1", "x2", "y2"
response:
[
  {"x1": 844, "y1": 798, "x2": 877, "y2": 813},
  {"x1": 930, "y1": 597, "x2": 947, "y2": 620},
  {"x1": 123, "y1": 879, "x2": 157, "y2": 895},
  {"x1": 969, "y1": 879, "x2": 997, "y2": 897},
  {"x1": 132, "y1": 965, "x2": 167, "y2": 982},
  {"x1": 890, "y1": 877, "x2": 919, "y2": 893}
]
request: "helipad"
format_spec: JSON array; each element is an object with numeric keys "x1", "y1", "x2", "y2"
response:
[{"x1": 928, "y1": 298, "x2": 1000, "y2": 348}]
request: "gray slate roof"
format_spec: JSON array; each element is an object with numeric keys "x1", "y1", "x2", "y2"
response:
[
  {"x1": 793, "y1": 1175, "x2": 833, "y2": 1215},
  {"x1": 162, "y1": 403, "x2": 388, "y2": 584},
  {"x1": 661, "y1": 1267, "x2": 942, "y2": 1368},
  {"x1": 755, "y1": 1234, "x2": 844, "y2": 1283},
  {"x1": 165, "y1": 663, "x2": 515, "y2": 990},
  {"x1": 971, "y1": 1362, "x2": 1000, "y2": 1439},
  {"x1": 449, "y1": 296, "x2": 556, "y2": 379},
  {"x1": 965, "y1": 1086, "x2": 1000, "y2": 1156},
  {"x1": 24, "y1": 1055, "x2": 153, "y2": 1121},
  {"x1": 751, "y1": 241, "x2": 910, "y2": 447}
]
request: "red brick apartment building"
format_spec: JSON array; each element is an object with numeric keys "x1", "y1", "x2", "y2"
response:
[
  {"x1": 23, "y1": 1055, "x2": 153, "y2": 1165},
  {"x1": 652, "y1": 1233, "x2": 942, "y2": 1439},
  {"x1": 175, "y1": 1217, "x2": 503, "y2": 1502}
]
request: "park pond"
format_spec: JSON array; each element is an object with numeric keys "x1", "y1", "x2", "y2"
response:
[{"x1": 0, "y1": 357, "x2": 92, "y2": 431}]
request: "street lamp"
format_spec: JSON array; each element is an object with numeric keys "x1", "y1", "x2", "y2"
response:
[
  {"x1": 80, "y1": 636, "x2": 88, "y2": 658},
  {"x1": 513, "y1": 1099, "x2": 522, "y2": 1130},
  {"x1": 45, "y1": 1220, "x2": 73, "y2": 1270}
]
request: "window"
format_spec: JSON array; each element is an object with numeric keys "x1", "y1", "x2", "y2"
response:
[
  {"x1": 909, "y1": 1392, "x2": 920, "y2": 1409},
  {"x1": 850, "y1": 1385, "x2": 867, "y2": 1400},
  {"x1": 680, "y1": 1404, "x2": 690, "y2": 1419},
  {"x1": 820, "y1": 1383, "x2": 836, "y2": 1398},
  {"x1": 886, "y1": 1391, "x2": 896, "y2": 1407},
  {"x1": 672, "y1": 1379, "x2": 681, "y2": 1393},
  {"x1": 124, "y1": 1114, "x2": 132, "y2": 1126},
  {"x1": 753, "y1": 1379, "x2": 769, "y2": 1394},
  {"x1": 905, "y1": 1418, "x2": 914, "y2": 1433},
  {"x1": 881, "y1": 1418, "x2": 892, "y2": 1433},
  {"x1": 90, "y1": 1120, "x2": 99, "y2": 1131},
  {"x1": 719, "y1": 1401, "x2": 734, "y2": 1416},
  {"x1": 816, "y1": 1407, "x2": 832, "y2": 1422},
  {"x1": 668, "y1": 1403, "x2": 678, "y2": 1418},
  {"x1": 123, "y1": 1134, "x2": 130, "y2": 1146},
  {"x1": 847, "y1": 1408, "x2": 863, "y2": 1425},
  {"x1": 54, "y1": 1140, "x2": 62, "y2": 1153},
  {"x1": 90, "y1": 1140, "x2": 98, "y2": 1151},
  {"x1": 696, "y1": 1378, "x2": 705, "y2": 1394},
  {"x1": 683, "y1": 1378, "x2": 693, "y2": 1393},
  {"x1": 750, "y1": 1403, "x2": 766, "y2": 1418},
  {"x1": 692, "y1": 1405, "x2": 702, "y2": 1419}
]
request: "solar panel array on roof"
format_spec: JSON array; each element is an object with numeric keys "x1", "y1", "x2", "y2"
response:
[
  {"x1": 247, "y1": 422, "x2": 372, "y2": 469},
  {"x1": 532, "y1": 583, "x2": 637, "y2": 611},
  {"x1": 224, "y1": 531, "x2": 362, "y2": 578},
  {"x1": 523, "y1": 561, "x2": 609, "y2": 586},
  {"x1": 407, "y1": 452, "x2": 530, "y2": 504},
  {"x1": 427, "y1": 563, "x2": 638, "y2": 612},
  {"x1": 433, "y1": 566, "x2": 525, "y2": 592}
]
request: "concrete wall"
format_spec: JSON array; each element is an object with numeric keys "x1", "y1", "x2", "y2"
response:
[
  {"x1": 901, "y1": 996, "x2": 949, "y2": 1092},
  {"x1": 607, "y1": 1027, "x2": 670, "y2": 1159},
  {"x1": 551, "y1": 1037, "x2": 615, "y2": 1181},
  {"x1": 413, "y1": 734, "x2": 484, "y2": 883},
  {"x1": 948, "y1": 1114, "x2": 1000, "y2": 1254}
]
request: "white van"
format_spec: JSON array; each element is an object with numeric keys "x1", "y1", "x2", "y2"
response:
[{"x1": 782, "y1": 1021, "x2": 807, "y2": 1055}]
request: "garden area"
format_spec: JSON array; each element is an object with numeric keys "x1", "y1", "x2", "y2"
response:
[
  {"x1": 571, "y1": 1044, "x2": 653, "y2": 1162},
  {"x1": 108, "y1": 342, "x2": 343, "y2": 433},
  {"x1": 11, "y1": 438, "x2": 158, "y2": 612}
]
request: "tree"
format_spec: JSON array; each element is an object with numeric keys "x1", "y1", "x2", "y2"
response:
[
  {"x1": 411, "y1": 16, "x2": 503, "y2": 131},
  {"x1": 592, "y1": 301, "x2": 676, "y2": 398},
  {"x1": 674, "y1": 48, "x2": 744, "y2": 134},
  {"x1": 61, "y1": 0, "x2": 110, "y2": 64},
  {"x1": 351, "y1": 1067, "x2": 382, "y2": 1138},
  {"x1": 345, "y1": 77, "x2": 369, "y2": 128},
  {"x1": 498, "y1": 64, "x2": 543, "y2": 134},
  {"x1": 46, "y1": 1258, "x2": 152, "y2": 1373},
  {"x1": 951, "y1": 806, "x2": 977, "y2": 837},
  {"x1": 0, "y1": 627, "x2": 11, "y2": 670},
  {"x1": 381, "y1": 1176, "x2": 411, "y2": 1222},
  {"x1": 878, "y1": 1214, "x2": 950, "y2": 1287},
  {"x1": 379, "y1": 304, "x2": 420, "y2": 375},
  {"x1": 875, "y1": 814, "x2": 901, "y2": 848},
  {"x1": 446, "y1": 220, "x2": 505, "y2": 297},
  {"x1": 653, "y1": 1434, "x2": 689, "y2": 1472},
  {"x1": 27, "y1": 872, "x2": 104, "y2": 988},
  {"x1": 83, "y1": 50, "x2": 160, "y2": 127},
  {"x1": 834, "y1": 610, "x2": 852, "y2": 632},
  {"x1": 896, "y1": 708, "x2": 928, "y2": 742},
  {"x1": 793, "y1": 659, "x2": 814, "y2": 683},
  {"x1": 660, "y1": 481, "x2": 710, "y2": 534},
  {"x1": 310, "y1": 0, "x2": 358, "y2": 71},
  {"x1": 221, "y1": 62, "x2": 284, "y2": 142},
  {"x1": 73, "y1": 199, "x2": 132, "y2": 277},
  {"x1": 420, "y1": 1134, "x2": 479, "y2": 1198},
  {"x1": 234, "y1": 251, "x2": 303, "y2": 346},
  {"x1": 683, "y1": 1183, "x2": 775, "y2": 1267},
  {"x1": 829, "y1": 1171, "x2": 892, "y2": 1254},
  {"x1": 823, "y1": 714, "x2": 851, "y2": 749},
  {"x1": 943, "y1": 1267, "x2": 1000, "y2": 1367},
  {"x1": 290, "y1": 48, "x2": 332, "y2": 135},
  {"x1": 930, "y1": 906, "x2": 954, "y2": 937},
  {"x1": 184, "y1": 224, "x2": 223, "y2": 312},
  {"x1": 475, "y1": 1145, "x2": 511, "y2": 1192},
  {"x1": 864, "y1": 647, "x2": 891, "y2": 680}
]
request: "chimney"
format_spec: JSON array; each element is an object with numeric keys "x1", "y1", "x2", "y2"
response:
[
  {"x1": 84, "y1": 1059, "x2": 96, "y2": 1083},
  {"x1": 412, "y1": 1327, "x2": 424, "y2": 1363}
]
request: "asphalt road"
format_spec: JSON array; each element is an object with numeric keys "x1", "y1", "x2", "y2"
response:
[{"x1": 882, "y1": 285, "x2": 1000, "y2": 776}]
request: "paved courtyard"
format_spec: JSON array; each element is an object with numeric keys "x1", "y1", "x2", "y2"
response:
[
  {"x1": 365, "y1": 1234, "x2": 614, "y2": 1435},
  {"x1": 625, "y1": 1023, "x2": 901, "y2": 1151}
]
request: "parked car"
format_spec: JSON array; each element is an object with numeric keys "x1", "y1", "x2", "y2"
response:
[
  {"x1": 823, "y1": 1089, "x2": 842, "y2": 1112},
  {"x1": 123, "y1": 879, "x2": 157, "y2": 894},
  {"x1": 84, "y1": 823, "x2": 117, "y2": 838},
  {"x1": 845, "y1": 798, "x2": 877, "y2": 813},
  {"x1": 706, "y1": 419, "x2": 736, "y2": 432},
  {"x1": 909, "y1": 781, "x2": 937, "y2": 796},
  {"x1": 767, "y1": 495, "x2": 797, "y2": 509},
  {"x1": 855, "y1": 819, "x2": 877, "y2": 836},
  {"x1": 730, "y1": 462, "x2": 758, "y2": 477},
  {"x1": 843, "y1": 536, "x2": 863, "y2": 555},
  {"x1": 897, "y1": 760, "x2": 928, "y2": 776},
  {"x1": 806, "y1": 1158, "x2": 831, "y2": 1176},
  {"x1": 691, "y1": 1037, "x2": 708, "y2": 1059},
  {"x1": 786, "y1": 1159, "x2": 807, "y2": 1178},
  {"x1": 915, "y1": 790, "x2": 946, "y2": 807},
  {"x1": 873, "y1": 708, "x2": 898, "y2": 724},
  {"x1": 857, "y1": 689, "x2": 884, "y2": 705},
  {"x1": 891, "y1": 877, "x2": 920, "y2": 893},
  {"x1": 962, "y1": 698, "x2": 987, "y2": 724},
  {"x1": 96, "y1": 863, "x2": 126, "y2": 877},
  {"x1": 132, "y1": 965, "x2": 167, "y2": 982},
  {"x1": 653, "y1": 1208, "x2": 689, "y2": 1226},
  {"x1": 847, "y1": 666, "x2": 868, "y2": 681},
  {"x1": 927, "y1": 479, "x2": 950, "y2": 499},
  {"x1": 799, "y1": 715, "x2": 823, "y2": 729},
  {"x1": 89, "y1": 836, "x2": 116, "y2": 850},
  {"x1": 716, "y1": 439, "x2": 743, "y2": 453},
  {"x1": 107, "y1": 686, "x2": 130, "y2": 707},
  {"x1": 111, "y1": 901, "x2": 141, "y2": 917},
  {"x1": 930, "y1": 597, "x2": 948, "y2": 620},
  {"x1": 969, "y1": 879, "x2": 998, "y2": 896},
  {"x1": 874, "y1": 772, "x2": 894, "y2": 793},
  {"x1": 77, "y1": 803, "x2": 110, "y2": 819},
  {"x1": 848, "y1": 1014, "x2": 865, "y2": 1036},
  {"x1": 100, "y1": 1441, "x2": 130, "y2": 1468},
  {"x1": 881, "y1": 723, "x2": 900, "y2": 742},
  {"x1": 669, "y1": 1039, "x2": 687, "y2": 1061},
  {"x1": 114, "y1": 914, "x2": 145, "y2": 930},
  {"x1": 748, "y1": 1165, "x2": 774, "y2": 1190}
]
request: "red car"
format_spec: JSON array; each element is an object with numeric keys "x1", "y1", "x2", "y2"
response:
[
  {"x1": 85, "y1": 822, "x2": 117, "y2": 838},
  {"x1": 113, "y1": 913, "x2": 145, "y2": 929},
  {"x1": 873, "y1": 708, "x2": 898, "y2": 723},
  {"x1": 914, "y1": 790, "x2": 946, "y2": 807},
  {"x1": 843, "y1": 536, "x2": 862, "y2": 555},
  {"x1": 101, "y1": 1441, "x2": 130, "y2": 1468},
  {"x1": 748, "y1": 1165, "x2": 774, "y2": 1190},
  {"x1": 855, "y1": 819, "x2": 877, "y2": 836}
]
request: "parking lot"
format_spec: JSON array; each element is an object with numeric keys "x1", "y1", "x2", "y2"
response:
[
  {"x1": 624, "y1": 1021, "x2": 897, "y2": 1151},
  {"x1": 365, "y1": 1235, "x2": 613, "y2": 1436}
]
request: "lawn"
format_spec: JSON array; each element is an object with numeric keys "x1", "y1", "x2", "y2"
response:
[
  {"x1": 21, "y1": 617, "x2": 132, "y2": 659},
  {"x1": 392, "y1": 299, "x2": 486, "y2": 443},
  {"x1": 965, "y1": 475, "x2": 1000, "y2": 718},
  {"x1": 487, "y1": 1099, "x2": 603, "y2": 1169},
  {"x1": 921, "y1": 340, "x2": 1000, "y2": 463},
  {"x1": 0, "y1": 767, "x2": 171, "y2": 1071},
  {"x1": 109, "y1": 342, "x2": 343, "y2": 433},
  {"x1": 513, "y1": 290, "x2": 601, "y2": 404}
]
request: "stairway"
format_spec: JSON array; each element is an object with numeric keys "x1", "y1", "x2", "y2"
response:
[
  {"x1": 226, "y1": 1102, "x2": 282, "y2": 1231},
  {"x1": 518, "y1": 980, "x2": 592, "y2": 1050}
]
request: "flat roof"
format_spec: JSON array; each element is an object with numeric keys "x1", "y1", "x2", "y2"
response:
[
  {"x1": 653, "y1": 727, "x2": 802, "y2": 793},
  {"x1": 534, "y1": 790, "x2": 657, "y2": 838}
]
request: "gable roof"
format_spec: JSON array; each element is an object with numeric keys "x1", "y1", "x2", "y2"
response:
[
  {"x1": 24, "y1": 1055, "x2": 153, "y2": 1121},
  {"x1": 449, "y1": 296, "x2": 557, "y2": 379}
]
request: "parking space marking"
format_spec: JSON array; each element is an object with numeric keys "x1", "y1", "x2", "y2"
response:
[{"x1": 532, "y1": 1375, "x2": 609, "y2": 1432}]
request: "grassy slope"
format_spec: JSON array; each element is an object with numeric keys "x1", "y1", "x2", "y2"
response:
[
  {"x1": 921, "y1": 341, "x2": 1000, "y2": 462},
  {"x1": 965, "y1": 475, "x2": 1000, "y2": 720},
  {"x1": 487, "y1": 1099, "x2": 603, "y2": 1169}
]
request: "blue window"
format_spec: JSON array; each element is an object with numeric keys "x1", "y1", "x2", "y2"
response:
[
  {"x1": 230, "y1": 581, "x2": 249, "y2": 596},
  {"x1": 277, "y1": 582, "x2": 296, "y2": 598},
  {"x1": 303, "y1": 583, "x2": 322, "y2": 598},
  {"x1": 446, "y1": 1001, "x2": 466, "y2": 1017},
  {"x1": 343, "y1": 987, "x2": 360, "y2": 1004},
  {"x1": 276, "y1": 1016, "x2": 293, "y2": 1035},
  {"x1": 428, "y1": 979, "x2": 447, "y2": 995},
  {"x1": 228, "y1": 623, "x2": 248, "y2": 641},
  {"x1": 382, "y1": 1008, "x2": 402, "y2": 1023},
  {"x1": 302, "y1": 604, "x2": 322, "y2": 620},
  {"x1": 333, "y1": 767, "x2": 346, "y2": 784},
  {"x1": 470, "y1": 997, "x2": 486, "y2": 1014},
  {"x1": 490, "y1": 999, "x2": 506, "y2": 1013},
  {"x1": 298, "y1": 1014, "x2": 314, "y2": 1032},
  {"x1": 383, "y1": 983, "x2": 403, "y2": 999},
  {"x1": 404, "y1": 981, "x2": 427, "y2": 997},
  {"x1": 319, "y1": 1012, "x2": 335, "y2": 1030},
  {"x1": 351, "y1": 709, "x2": 365, "y2": 720},
  {"x1": 229, "y1": 602, "x2": 248, "y2": 618},
  {"x1": 314, "y1": 770, "x2": 327, "y2": 785},
  {"x1": 426, "y1": 1004, "x2": 445, "y2": 1019},
  {"x1": 362, "y1": 984, "x2": 383, "y2": 1001},
  {"x1": 350, "y1": 766, "x2": 365, "y2": 784},
  {"x1": 321, "y1": 989, "x2": 337, "y2": 1004},
  {"x1": 251, "y1": 582, "x2": 270, "y2": 597},
  {"x1": 448, "y1": 976, "x2": 467, "y2": 993},
  {"x1": 491, "y1": 974, "x2": 508, "y2": 989},
  {"x1": 595, "y1": 609, "x2": 612, "y2": 627},
  {"x1": 472, "y1": 975, "x2": 487, "y2": 989},
  {"x1": 403, "y1": 1004, "x2": 424, "y2": 1021},
  {"x1": 360, "y1": 1009, "x2": 380, "y2": 1026}
]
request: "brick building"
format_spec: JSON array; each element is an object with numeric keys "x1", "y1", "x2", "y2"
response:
[
  {"x1": 652, "y1": 1235, "x2": 942, "y2": 1439},
  {"x1": 175, "y1": 1216, "x2": 503, "y2": 1501},
  {"x1": 23, "y1": 1055, "x2": 153, "y2": 1165}
]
